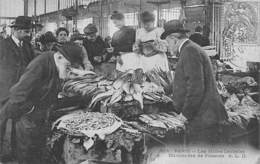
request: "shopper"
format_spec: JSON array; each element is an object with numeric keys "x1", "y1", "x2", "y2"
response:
[
  {"x1": 70, "y1": 33, "x2": 94, "y2": 70},
  {"x1": 38, "y1": 31, "x2": 57, "y2": 52},
  {"x1": 0, "y1": 16, "x2": 35, "y2": 163},
  {"x1": 82, "y1": 24, "x2": 114, "y2": 77},
  {"x1": 0, "y1": 42, "x2": 84, "y2": 164},
  {"x1": 56, "y1": 27, "x2": 69, "y2": 44},
  {"x1": 83, "y1": 23, "x2": 106, "y2": 66},
  {"x1": 161, "y1": 20, "x2": 228, "y2": 144}
]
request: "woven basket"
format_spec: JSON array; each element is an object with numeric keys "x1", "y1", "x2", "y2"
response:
[{"x1": 101, "y1": 100, "x2": 172, "y2": 120}]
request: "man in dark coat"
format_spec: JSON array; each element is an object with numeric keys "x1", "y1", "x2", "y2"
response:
[
  {"x1": 0, "y1": 42, "x2": 84, "y2": 164},
  {"x1": 161, "y1": 20, "x2": 228, "y2": 144},
  {"x1": 0, "y1": 16, "x2": 34, "y2": 162},
  {"x1": 0, "y1": 16, "x2": 34, "y2": 107}
]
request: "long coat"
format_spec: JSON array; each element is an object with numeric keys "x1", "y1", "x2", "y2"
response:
[
  {"x1": 0, "y1": 37, "x2": 34, "y2": 159},
  {"x1": 0, "y1": 52, "x2": 61, "y2": 163},
  {"x1": 173, "y1": 40, "x2": 228, "y2": 131},
  {"x1": 0, "y1": 37, "x2": 34, "y2": 106}
]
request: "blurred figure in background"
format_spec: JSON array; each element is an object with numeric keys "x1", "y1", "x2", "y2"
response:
[
  {"x1": 189, "y1": 26, "x2": 204, "y2": 46},
  {"x1": 104, "y1": 36, "x2": 112, "y2": 48},
  {"x1": 135, "y1": 11, "x2": 169, "y2": 72},
  {"x1": 32, "y1": 32, "x2": 42, "y2": 50},
  {"x1": 70, "y1": 33, "x2": 94, "y2": 71},
  {"x1": 0, "y1": 31, "x2": 5, "y2": 40},
  {"x1": 70, "y1": 33, "x2": 84, "y2": 47},
  {"x1": 110, "y1": 11, "x2": 136, "y2": 65},
  {"x1": 38, "y1": 31, "x2": 57, "y2": 52},
  {"x1": 104, "y1": 36, "x2": 114, "y2": 62},
  {"x1": 83, "y1": 23, "x2": 106, "y2": 66},
  {"x1": 0, "y1": 26, "x2": 7, "y2": 40},
  {"x1": 56, "y1": 27, "x2": 69, "y2": 44},
  {"x1": 189, "y1": 25, "x2": 210, "y2": 47},
  {"x1": 136, "y1": 11, "x2": 164, "y2": 43},
  {"x1": 202, "y1": 24, "x2": 210, "y2": 46}
]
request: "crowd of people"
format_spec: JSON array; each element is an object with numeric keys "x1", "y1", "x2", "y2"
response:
[{"x1": 0, "y1": 10, "x2": 226, "y2": 164}]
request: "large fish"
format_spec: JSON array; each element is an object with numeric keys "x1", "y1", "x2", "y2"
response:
[
  {"x1": 89, "y1": 90, "x2": 115, "y2": 108},
  {"x1": 108, "y1": 94, "x2": 122, "y2": 106},
  {"x1": 110, "y1": 89, "x2": 123, "y2": 104},
  {"x1": 122, "y1": 82, "x2": 131, "y2": 94},
  {"x1": 113, "y1": 79, "x2": 124, "y2": 89},
  {"x1": 139, "y1": 114, "x2": 168, "y2": 129}
]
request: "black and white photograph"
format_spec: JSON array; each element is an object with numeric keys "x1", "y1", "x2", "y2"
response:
[{"x1": 0, "y1": 0, "x2": 259, "y2": 164}]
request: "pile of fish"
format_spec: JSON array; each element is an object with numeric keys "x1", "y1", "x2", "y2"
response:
[
  {"x1": 146, "y1": 68, "x2": 174, "y2": 95},
  {"x1": 89, "y1": 69, "x2": 173, "y2": 109},
  {"x1": 138, "y1": 112, "x2": 185, "y2": 132},
  {"x1": 63, "y1": 72, "x2": 113, "y2": 98},
  {"x1": 63, "y1": 68, "x2": 173, "y2": 109}
]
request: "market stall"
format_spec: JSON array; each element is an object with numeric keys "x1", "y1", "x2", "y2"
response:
[
  {"x1": 48, "y1": 66, "x2": 259, "y2": 164},
  {"x1": 49, "y1": 68, "x2": 184, "y2": 164}
]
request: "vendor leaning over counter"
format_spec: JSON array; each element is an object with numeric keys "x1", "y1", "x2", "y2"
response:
[
  {"x1": 0, "y1": 43, "x2": 84, "y2": 164},
  {"x1": 161, "y1": 20, "x2": 228, "y2": 144}
]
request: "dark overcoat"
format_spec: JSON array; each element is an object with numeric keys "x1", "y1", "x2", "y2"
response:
[
  {"x1": 173, "y1": 40, "x2": 228, "y2": 131},
  {"x1": 0, "y1": 52, "x2": 61, "y2": 163},
  {"x1": 0, "y1": 37, "x2": 34, "y2": 105},
  {"x1": 0, "y1": 37, "x2": 34, "y2": 159}
]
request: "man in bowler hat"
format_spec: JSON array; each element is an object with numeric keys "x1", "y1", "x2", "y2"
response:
[
  {"x1": 0, "y1": 42, "x2": 84, "y2": 164},
  {"x1": 161, "y1": 20, "x2": 228, "y2": 144},
  {"x1": 0, "y1": 16, "x2": 35, "y2": 162}
]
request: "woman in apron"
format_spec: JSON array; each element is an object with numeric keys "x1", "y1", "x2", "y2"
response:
[{"x1": 135, "y1": 11, "x2": 169, "y2": 72}]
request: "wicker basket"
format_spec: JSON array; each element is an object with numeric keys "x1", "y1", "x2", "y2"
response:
[{"x1": 101, "y1": 100, "x2": 172, "y2": 120}]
